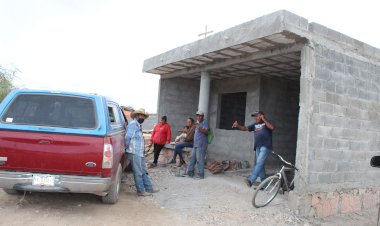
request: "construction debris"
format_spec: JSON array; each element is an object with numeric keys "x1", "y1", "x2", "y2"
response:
[{"x1": 206, "y1": 160, "x2": 250, "y2": 174}]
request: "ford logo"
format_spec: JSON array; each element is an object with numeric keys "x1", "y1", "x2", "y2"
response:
[{"x1": 85, "y1": 162, "x2": 96, "y2": 167}]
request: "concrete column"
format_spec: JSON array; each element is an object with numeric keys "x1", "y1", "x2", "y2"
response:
[{"x1": 198, "y1": 71, "x2": 211, "y2": 117}]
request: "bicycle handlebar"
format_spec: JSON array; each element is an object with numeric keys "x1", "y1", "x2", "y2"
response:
[{"x1": 271, "y1": 152, "x2": 298, "y2": 171}]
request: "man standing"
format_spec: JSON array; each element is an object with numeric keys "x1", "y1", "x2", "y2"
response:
[
  {"x1": 187, "y1": 111, "x2": 209, "y2": 179},
  {"x1": 125, "y1": 108, "x2": 159, "y2": 196},
  {"x1": 232, "y1": 110, "x2": 275, "y2": 187},
  {"x1": 169, "y1": 117, "x2": 196, "y2": 166}
]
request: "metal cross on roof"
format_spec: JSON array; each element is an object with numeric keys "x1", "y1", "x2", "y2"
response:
[{"x1": 198, "y1": 25, "x2": 213, "y2": 38}]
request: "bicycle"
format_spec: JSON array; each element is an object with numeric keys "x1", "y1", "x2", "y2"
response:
[{"x1": 252, "y1": 152, "x2": 298, "y2": 208}]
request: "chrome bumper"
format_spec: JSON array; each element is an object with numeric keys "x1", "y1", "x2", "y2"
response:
[{"x1": 0, "y1": 171, "x2": 111, "y2": 196}]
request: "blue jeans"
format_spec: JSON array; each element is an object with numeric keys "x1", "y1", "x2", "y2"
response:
[
  {"x1": 173, "y1": 142, "x2": 193, "y2": 161},
  {"x1": 128, "y1": 153, "x2": 153, "y2": 193},
  {"x1": 249, "y1": 146, "x2": 271, "y2": 183},
  {"x1": 187, "y1": 146, "x2": 206, "y2": 176}
]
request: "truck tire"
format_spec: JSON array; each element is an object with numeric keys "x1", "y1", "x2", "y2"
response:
[
  {"x1": 101, "y1": 163, "x2": 122, "y2": 204},
  {"x1": 3, "y1": 188, "x2": 21, "y2": 195}
]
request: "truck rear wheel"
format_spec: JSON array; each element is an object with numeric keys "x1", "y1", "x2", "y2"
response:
[{"x1": 101, "y1": 163, "x2": 122, "y2": 204}]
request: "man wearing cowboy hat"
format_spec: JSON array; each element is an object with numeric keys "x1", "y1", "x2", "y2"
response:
[
  {"x1": 125, "y1": 108, "x2": 159, "y2": 196},
  {"x1": 187, "y1": 110, "x2": 209, "y2": 179},
  {"x1": 232, "y1": 110, "x2": 275, "y2": 187}
]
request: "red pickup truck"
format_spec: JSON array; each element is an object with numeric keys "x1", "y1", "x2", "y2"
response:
[{"x1": 0, "y1": 90, "x2": 128, "y2": 204}]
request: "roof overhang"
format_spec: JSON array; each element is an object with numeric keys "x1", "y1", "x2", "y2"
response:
[
  {"x1": 143, "y1": 10, "x2": 380, "y2": 80},
  {"x1": 143, "y1": 10, "x2": 309, "y2": 80}
]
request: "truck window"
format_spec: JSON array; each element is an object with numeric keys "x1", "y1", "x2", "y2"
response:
[
  {"x1": 1, "y1": 94, "x2": 97, "y2": 129},
  {"x1": 108, "y1": 104, "x2": 122, "y2": 127}
]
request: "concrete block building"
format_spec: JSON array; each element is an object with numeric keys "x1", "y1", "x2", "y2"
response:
[{"x1": 143, "y1": 10, "x2": 380, "y2": 217}]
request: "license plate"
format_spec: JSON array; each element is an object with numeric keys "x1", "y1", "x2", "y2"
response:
[{"x1": 32, "y1": 175, "x2": 55, "y2": 186}]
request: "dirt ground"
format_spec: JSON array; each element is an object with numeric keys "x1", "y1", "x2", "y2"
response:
[{"x1": 0, "y1": 165, "x2": 377, "y2": 226}]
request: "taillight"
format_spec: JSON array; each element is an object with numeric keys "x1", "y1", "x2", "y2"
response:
[{"x1": 102, "y1": 144, "x2": 113, "y2": 169}]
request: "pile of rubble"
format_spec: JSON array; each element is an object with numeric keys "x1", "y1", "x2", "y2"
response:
[{"x1": 206, "y1": 160, "x2": 250, "y2": 174}]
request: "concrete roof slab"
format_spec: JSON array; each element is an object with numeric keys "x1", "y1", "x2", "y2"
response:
[
  {"x1": 143, "y1": 10, "x2": 309, "y2": 73},
  {"x1": 143, "y1": 10, "x2": 380, "y2": 81}
]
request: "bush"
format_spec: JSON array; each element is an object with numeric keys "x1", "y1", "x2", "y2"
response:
[{"x1": 0, "y1": 66, "x2": 16, "y2": 102}]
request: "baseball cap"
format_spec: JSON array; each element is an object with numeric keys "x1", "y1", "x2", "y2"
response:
[
  {"x1": 251, "y1": 110, "x2": 264, "y2": 117},
  {"x1": 196, "y1": 110, "x2": 204, "y2": 115}
]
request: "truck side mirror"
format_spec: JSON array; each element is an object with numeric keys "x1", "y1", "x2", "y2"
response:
[{"x1": 370, "y1": 156, "x2": 380, "y2": 168}]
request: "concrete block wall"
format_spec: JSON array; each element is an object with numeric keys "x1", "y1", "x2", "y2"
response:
[
  {"x1": 260, "y1": 76, "x2": 300, "y2": 166},
  {"x1": 293, "y1": 42, "x2": 380, "y2": 218},
  {"x1": 308, "y1": 43, "x2": 380, "y2": 192},
  {"x1": 207, "y1": 75, "x2": 260, "y2": 163},
  {"x1": 157, "y1": 77, "x2": 200, "y2": 140},
  {"x1": 309, "y1": 22, "x2": 380, "y2": 62}
]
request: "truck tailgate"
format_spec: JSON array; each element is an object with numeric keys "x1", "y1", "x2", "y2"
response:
[{"x1": 0, "y1": 130, "x2": 104, "y2": 176}]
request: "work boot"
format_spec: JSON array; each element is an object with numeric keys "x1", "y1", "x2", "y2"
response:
[
  {"x1": 147, "y1": 188, "x2": 160, "y2": 193},
  {"x1": 245, "y1": 178, "x2": 253, "y2": 187},
  {"x1": 137, "y1": 192, "x2": 152, "y2": 197},
  {"x1": 253, "y1": 181, "x2": 261, "y2": 186},
  {"x1": 195, "y1": 174, "x2": 204, "y2": 179},
  {"x1": 168, "y1": 159, "x2": 176, "y2": 164}
]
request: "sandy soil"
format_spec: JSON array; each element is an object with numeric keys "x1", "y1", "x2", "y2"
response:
[
  {"x1": 147, "y1": 167, "x2": 306, "y2": 226},
  {"x1": 0, "y1": 184, "x2": 184, "y2": 226},
  {"x1": 0, "y1": 165, "x2": 377, "y2": 226}
]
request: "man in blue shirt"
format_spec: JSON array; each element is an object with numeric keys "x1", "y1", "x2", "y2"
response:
[
  {"x1": 232, "y1": 110, "x2": 275, "y2": 187},
  {"x1": 125, "y1": 108, "x2": 159, "y2": 196},
  {"x1": 187, "y1": 110, "x2": 209, "y2": 179}
]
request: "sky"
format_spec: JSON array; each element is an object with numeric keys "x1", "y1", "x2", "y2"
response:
[{"x1": 0, "y1": 0, "x2": 379, "y2": 113}]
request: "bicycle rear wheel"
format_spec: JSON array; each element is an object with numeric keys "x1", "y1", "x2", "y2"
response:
[{"x1": 252, "y1": 175, "x2": 281, "y2": 208}]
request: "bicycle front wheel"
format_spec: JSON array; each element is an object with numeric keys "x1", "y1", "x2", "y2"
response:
[{"x1": 252, "y1": 175, "x2": 281, "y2": 208}]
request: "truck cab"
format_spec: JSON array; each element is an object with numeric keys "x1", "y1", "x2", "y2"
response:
[{"x1": 0, "y1": 90, "x2": 128, "y2": 204}]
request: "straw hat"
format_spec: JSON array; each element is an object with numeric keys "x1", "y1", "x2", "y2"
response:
[{"x1": 131, "y1": 108, "x2": 149, "y2": 119}]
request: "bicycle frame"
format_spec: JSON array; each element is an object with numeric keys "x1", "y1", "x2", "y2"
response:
[
  {"x1": 263, "y1": 175, "x2": 281, "y2": 194},
  {"x1": 252, "y1": 152, "x2": 298, "y2": 208},
  {"x1": 263, "y1": 159, "x2": 296, "y2": 194},
  {"x1": 272, "y1": 152, "x2": 297, "y2": 190},
  {"x1": 279, "y1": 166, "x2": 295, "y2": 191}
]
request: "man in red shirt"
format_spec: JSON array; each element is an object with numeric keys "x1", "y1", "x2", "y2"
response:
[{"x1": 148, "y1": 115, "x2": 172, "y2": 168}]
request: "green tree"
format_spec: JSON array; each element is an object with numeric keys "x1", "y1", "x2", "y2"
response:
[{"x1": 0, "y1": 66, "x2": 16, "y2": 102}]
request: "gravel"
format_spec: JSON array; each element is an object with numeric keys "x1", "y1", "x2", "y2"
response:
[
  {"x1": 123, "y1": 163, "x2": 378, "y2": 225},
  {"x1": 125, "y1": 165, "x2": 313, "y2": 226}
]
